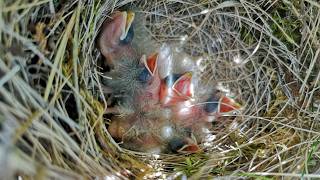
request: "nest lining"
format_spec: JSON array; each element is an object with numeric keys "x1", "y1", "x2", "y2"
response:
[{"x1": 0, "y1": 0, "x2": 319, "y2": 179}]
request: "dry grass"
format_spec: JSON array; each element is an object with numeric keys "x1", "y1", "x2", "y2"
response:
[{"x1": 0, "y1": 0, "x2": 320, "y2": 179}]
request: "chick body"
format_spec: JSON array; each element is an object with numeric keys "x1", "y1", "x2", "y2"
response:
[{"x1": 100, "y1": 11, "x2": 242, "y2": 154}]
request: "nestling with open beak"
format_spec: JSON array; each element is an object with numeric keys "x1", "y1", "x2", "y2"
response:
[
  {"x1": 103, "y1": 48, "x2": 242, "y2": 153},
  {"x1": 98, "y1": 11, "x2": 136, "y2": 68},
  {"x1": 99, "y1": 10, "x2": 161, "y2": 111},
  {"x1": 156, "y1": 44, "x2": 242, "y2": 120},
  {"x1": 101, "y1": 52, "x2": 161, "y2": 113},
  {"x1": 98, "y1": 11, "x2": 243, "y2": 154}
]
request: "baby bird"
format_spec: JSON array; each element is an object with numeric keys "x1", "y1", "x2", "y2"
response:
[
  {"x1": 99, "y1": 11, "x2": 242, "y2": 154},
  {"x1": 98, "y1": 10, "x2": 136, "y2": 68},
  {"x1": 99, "y1": 10, "x2": 161, "y2": 112},
  {"x1": 108, "y1": 109, "x2": 201, "y2": 153},
  {"x1": 98, "y1": 10, "x2": 157, "y2": 69},
  {"x1": 156, "y1": 43, "x2": 242, "y2": 114}
]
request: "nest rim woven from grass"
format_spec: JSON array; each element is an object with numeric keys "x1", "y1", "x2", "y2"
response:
[{"x1": 0, "y1": 0, "x2": 320, "y2": 179}]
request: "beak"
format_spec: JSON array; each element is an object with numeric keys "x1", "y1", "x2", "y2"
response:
[
  {"x1": 219, "y1": 96, "x2": 242, "y2": 114},
  {"x1": 144, "y1": 53, "x2": 158, "y2": 76},
  {"x1": 119, "y1": 11, "x2": 135, "y2": 41},
  {"x1": 178, "y1": 137, "x2": 201, "y2": 153},
  {"x1": 168, "y1": 136, "x2": 201, "y2": 153},
  {"x1": 138, "y1": 53, "x2": 158, "y2": 83},
  {"x1": 177, "y1": 143, "x2": 201, "y2": 153},
  {"x1": 160, "y1": 72, "x2": 193, "y2": 107},
  {"x1": 172, "y1": 72, "x2": 193, "y2": 97},
  {"x1": 99, "y1": 10, "x2": 135, "y2": 66}
]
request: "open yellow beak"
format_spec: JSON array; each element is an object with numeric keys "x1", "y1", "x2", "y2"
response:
[{"x1": 119, "y1": 11, "x2": 135, "y2": 41}]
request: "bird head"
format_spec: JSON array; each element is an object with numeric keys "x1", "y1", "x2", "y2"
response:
[
  {"x1": 169, "y1": 100, "x2": 206, "y2": 127},
  {"x1": 218, "y1": 96, "x2": 242, "y2": 114},
  {"x1": 156, "y1": 123, "x2": 202, "y2": 154},
  {"x1": 135, "y1": 53, "x2": 162, "y2": 110},
  {"x1": 204, "y1": 95, "x2": 242, "y2": 116},
  {"x1": 167, "y1": 136, "x2": 201, "y2": 153},
  {"x1": 159, "y1": 72, "x2": 194, "y2": 107},
  {"x1": 99, "y1": 11, "x2": 136, "y2": 68},
  {"x1": 138, "y1": 53, "x2": 158, "y2": 84}
]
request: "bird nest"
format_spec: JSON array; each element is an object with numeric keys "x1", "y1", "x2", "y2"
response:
[{"x1": 1, "y1": 0, "x2": 320, "y2": 179}]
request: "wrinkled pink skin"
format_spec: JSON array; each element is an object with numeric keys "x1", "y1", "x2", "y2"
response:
[
  {"x1": 169, "y1": 100, "x2": 214, "y2": 142},
  {"x1": 108, "y1": 114, "x2": 137, "y2": 141},
  {"x1": 98, "y1": 11, "x2": 136, "y2": 68},
  {"x1": 99, "y1": 13, "x2": 219, "y2": 153},
  {"x1": 170, "y1": 101, "x2": 205, "y2": 126},
  {"x1": 131, "y1": 134, "x2": 163, "y2": 153},
  {"x1": 105, "y1": 56, "x2": 213, "y2": 152},
  {"x1": 136, "y1": 70, "x2": 161, "y2": 111},
  {"x1": 108, "y1": 111, "x2": 204, "y2": 153},
  {"x1": 138, "y1": 73, "x2": 213, "y2": 149}
]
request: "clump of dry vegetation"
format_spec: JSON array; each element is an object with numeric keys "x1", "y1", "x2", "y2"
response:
[{"x1": 0, "y1": 0, "x2": 320, "y2": 179}]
